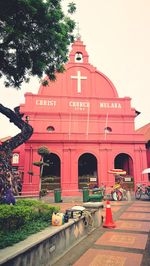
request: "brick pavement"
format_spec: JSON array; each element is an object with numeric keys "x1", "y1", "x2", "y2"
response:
[{"x1": 53, "y1": 199, "x2": 150, "y2": 266}]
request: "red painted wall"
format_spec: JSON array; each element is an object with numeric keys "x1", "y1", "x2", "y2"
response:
[{"x1": 15, "y1": 38, "x2": 148, "y2": 195}]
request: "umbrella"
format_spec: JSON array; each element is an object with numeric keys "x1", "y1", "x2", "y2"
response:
[
  {"x1": 108, "y1": 169, "x2": 127, "y2": 175},
  {"x1": 142, "y1": 168, "x2": 150, "y2": 174}
]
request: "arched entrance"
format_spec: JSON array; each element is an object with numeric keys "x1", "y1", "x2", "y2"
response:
[
  {"x1": 42, "y1": 153, "x2": 61, "y2": 190},
  {"x1": 114, "y1": 153, "x2": 134, "y2": 190},
  {"x1": 78, "y1": 153, "x2": 98, "y2": 189}
]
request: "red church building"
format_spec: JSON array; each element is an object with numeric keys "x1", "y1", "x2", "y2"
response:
[{"x1": 13, "y1": 38, "x2": 149, "y2": 196}]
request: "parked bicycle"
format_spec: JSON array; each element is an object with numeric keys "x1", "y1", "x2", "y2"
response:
[
  {"x1": 104, "y1": 183, "x2": 127, "y2": 201},
  {"x1": 111, "y1": 184, "x2": 121, "y2": 200},
  {"x1": 135, "y1": 184, "x2": 150, "y2": 200}
]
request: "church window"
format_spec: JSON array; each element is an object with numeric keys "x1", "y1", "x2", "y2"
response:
[
  {"x1": 12, "y1": 153, "x2": 19, "y2": 164},
  {"x1": 104, "y1": 127, "x2": 112, "y2": 133},
  {"x1": 47, "y1": 126, "x2": 55, "y2": 132}
]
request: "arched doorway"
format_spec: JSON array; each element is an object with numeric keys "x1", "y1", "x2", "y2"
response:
[
  {"x1": 78, "y1": 153, "x2": 98, "y2": 189},
  {"x1": 114, "y1": 153, "x2": 134, "y2": 190},
  {"x1": 42, "y1": 153, "x2": 61, "y2": 190}
]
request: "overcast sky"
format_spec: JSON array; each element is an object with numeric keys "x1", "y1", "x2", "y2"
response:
[{"x1": 0, "y1": 0, "x2": 150, "y2": 139}]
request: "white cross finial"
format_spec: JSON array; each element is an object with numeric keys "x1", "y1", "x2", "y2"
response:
[
  {"x1": 76, "y1": 22, "x2": 81, "y2": 40},
  {"x1": 71, "y1": 71, "x2": 87, "y2": 93}
]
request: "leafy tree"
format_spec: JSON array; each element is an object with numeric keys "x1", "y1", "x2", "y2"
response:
[
  {"x1": 0, "y1": 0, "x2": 76, "y2": 88},
  {"x1": 0, "y1": 1, "x2": 76, "y2": 200},
  {"x1": 33, "y1": 146, "x2": 50, "y2": 198},
  {"x1": 0, "y1": 104, "x2": 33, "y2": 203}
]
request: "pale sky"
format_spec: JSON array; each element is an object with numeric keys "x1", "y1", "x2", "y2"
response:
[{"x1": 0, "y1": 0, "x2": 150, "y2": 139}]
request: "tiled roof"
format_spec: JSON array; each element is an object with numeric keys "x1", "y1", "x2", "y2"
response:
[{"x1": 136, "y1": 123, "x2": 150, "y2": 142}]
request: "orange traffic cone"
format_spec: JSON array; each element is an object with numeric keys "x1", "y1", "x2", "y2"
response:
[{"x1": 103, "y1": 200, "x2": 116, "y2": 228}]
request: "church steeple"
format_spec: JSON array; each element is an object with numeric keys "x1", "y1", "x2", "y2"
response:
[{"x1": 68, "y1": 38, "x2": 89, "y2": 64}]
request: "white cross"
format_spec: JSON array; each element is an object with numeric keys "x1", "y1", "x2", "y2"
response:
[{"x1": 71, "y1": 71, "x2": 87, "y2": 93}]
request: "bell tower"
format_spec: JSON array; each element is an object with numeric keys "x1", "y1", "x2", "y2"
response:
[{"x1": 68, "y1": 37, "x2": 89, "y2": 64}]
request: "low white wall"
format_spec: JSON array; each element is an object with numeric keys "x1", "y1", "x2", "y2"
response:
[{"x1": 0, "y1": 206, "x2": 103, "y2": 266}]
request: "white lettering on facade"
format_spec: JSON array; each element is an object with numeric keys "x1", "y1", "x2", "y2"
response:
[
  {"x1": 69, "y1": 101, "x2": 90, "y2": 110},
  {"x1": 36, "y1": 99, "x2": 56, "y2": 106},
  {"x1": 99, "y1": 102, "x2": 122, "y2": 108}
]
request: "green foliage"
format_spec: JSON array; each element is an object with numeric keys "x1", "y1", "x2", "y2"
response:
[
  {"x1": 67, "y1": 2, "x2": 76, "y2": 14},
  {"x1": 16, "y1": 198, "x2": 42, "y2": 207},
  {"x1": 41, "y1": 80, "x2": 49, "y2": 86},
  {"x1": 16, "y1": 199, "x2": 60, "y2": 217},
  {"x1": 0, "y1": 205, "x2": 34, "y2": 231},
  {"x1": 41, "y1": 176, "x2": 55, "y2": 183},
  {"x1": 33, "y1": 161, "x2": 43, "y2": 167},
  {"x1": 37, "y1": 146, "x2": 50, "y2": 156},
  {"x1": 0, "y1": 0, "x2": 76, "y2": 88},
  {"x1": 0, "y1": 199, "x2": 60, "y2": 248},
  {"x1": 0, "y1": 220, "x2": 49, "y2": 249},
  {"x1": 40, "y1": 188, "x2": 48, "y2": 197},
  {"x1": 28, "y1": 170, "x2": 34, "y2": 175}
]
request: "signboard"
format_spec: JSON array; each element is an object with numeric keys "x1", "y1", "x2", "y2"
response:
[
  {"x1": 124, "y1": 177, "x2": 131, "y2": 182},
  {"x1": 90, "y1": 177, "x2": 97, "y2": 182}
]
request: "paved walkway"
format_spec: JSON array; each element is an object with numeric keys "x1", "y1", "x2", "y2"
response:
[{"x1": 51, "y1": 198, "x2": 150, "y2": 266}]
